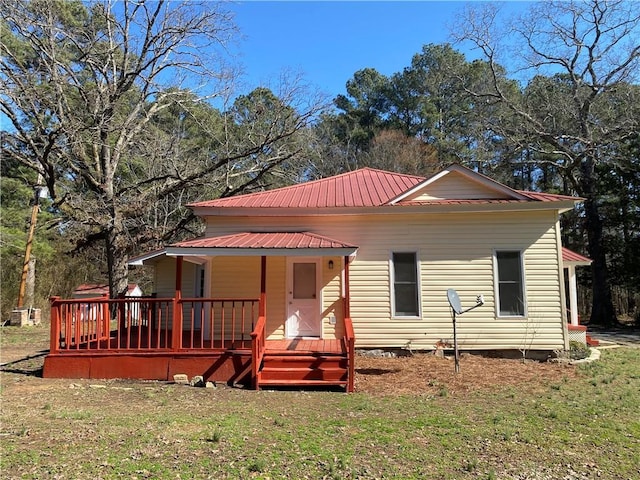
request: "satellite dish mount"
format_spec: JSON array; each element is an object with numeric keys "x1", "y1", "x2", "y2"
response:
[{"x1": 446, "y1": 289, "x2": 484, "y2": 373}]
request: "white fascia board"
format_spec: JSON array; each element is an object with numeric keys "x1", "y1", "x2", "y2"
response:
[
  {"x1": 193, "y1": 201, "x2": 578, "y2": 218},
  {"x1": 563, "y1": 259, "x2": 592, "y2": 267},
  {"x1": 388, "y1": 169, "x2": 452, "y2": 204},
  {"x1": 128, "y1": 249, "x2": 167, "y2": 266},
  {"x1": 128, "y1": 250, "x2": 209, "y2": 266}
]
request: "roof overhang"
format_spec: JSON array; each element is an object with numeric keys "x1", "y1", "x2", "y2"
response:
[
  {"x1": 191, "y1": 200, "x2": 579, "y2": 217},
  {"x1": 170, "y1": 231, "x2": 358, "y2": 257},
  {"x1": 164, "y1": 246, "x2": 357, "y2": 257},
  {"x1": 128, "y1": 249, "x2": 208, "y2": 266}
]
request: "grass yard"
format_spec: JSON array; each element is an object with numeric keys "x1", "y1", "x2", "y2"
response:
[{"x1": 1, "y1": 325, "x2": 639, "y2": 479}]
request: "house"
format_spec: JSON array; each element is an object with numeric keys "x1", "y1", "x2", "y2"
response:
[
  {"x1": 72, "y1": 283, "x2": 143, "y2": 299},
  {"x1": 44, "y1": 165, "x2": 586, "y2": 391},
  {"x1": 71, "y1": 283, "x2": 144, "y2": 327}
]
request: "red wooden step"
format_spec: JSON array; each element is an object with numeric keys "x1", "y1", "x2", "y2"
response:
[
  {"x1": 258, "y1": 378, "x2": 348, "y2": 387},
  {"x1": 265, "y1": 349, "x2": 345, "y2": 356},
  {"x1": 260, "y1": 366, "x2": 348, "y2": 382},
  {"x1": 586, "y1": 334, "x2": 600, "y2": 347},
  {"x1": 261, "y1": 355, "x2": 348, "y2": 369}
]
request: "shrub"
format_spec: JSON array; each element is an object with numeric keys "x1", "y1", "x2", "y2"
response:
[{"x1": 569, "y1": 341, "x2": 591, "y2": 360}]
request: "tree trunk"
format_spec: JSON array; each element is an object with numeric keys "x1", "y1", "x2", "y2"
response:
[
  {"x1": 581, "y1": 159, "x2": 617, "y2": 326},
  {"x1": 105, "y1": 220, "x2": 130, "y2": 300}
]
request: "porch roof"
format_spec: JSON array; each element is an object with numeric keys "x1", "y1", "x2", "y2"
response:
[{"x1": 130, "y1": 232, "x2": 358, "y2": 264}]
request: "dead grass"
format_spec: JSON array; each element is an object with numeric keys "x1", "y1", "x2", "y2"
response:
[{"x1": 1, "y1": 325, "x2": 639, "y2": 480}]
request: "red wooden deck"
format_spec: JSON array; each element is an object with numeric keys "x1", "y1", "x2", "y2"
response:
[{"x1": 43, "y1": 296, "x2": 355, "y2": 392}]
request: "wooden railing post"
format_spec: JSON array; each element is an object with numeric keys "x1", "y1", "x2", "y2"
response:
[
  {"x1": 49, "y1": 296, "x2": 61, "y2": 354},
  {"x1": 172, "y1": 297, "x2": 183, "y2": 351},
  {"x1": 101, "y1": 293, "x2": 110, "y2": 339},
  {"x1": 172, "y1": 256, "x2": 184, "y2": 350}
]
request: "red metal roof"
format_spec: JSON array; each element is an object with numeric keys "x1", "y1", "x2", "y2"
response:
[
  {"x1": 173, "y1": 232, "x2": 357, "y2": 249},
  {"x1": 189, "y1": 168, "x2": 424, "y2": 209},
  {"x1": 517, "y1": 191, "x2": 582, "y2": 202},
  {"x1": 562, "y1": 247, "x2": 592, "y2": 264},
  {"x1": 189, "y1": 167, "x2": 580, "y2": 210},
  {"x1": 73, "y1": 284, "x2": 140, "y2": 296}
]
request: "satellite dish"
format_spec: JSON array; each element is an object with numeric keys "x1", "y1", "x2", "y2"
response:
[{"x1": 447, "y1": 288, "x2": 463, "y2": 315}]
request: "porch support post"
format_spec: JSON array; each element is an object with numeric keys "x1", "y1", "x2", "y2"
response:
[
  {"x1": 259, "y1": 255, "x2": 267, "y2": 317},
  {"x1": 343, "y1": 256, "x2": 351, "y2": 319},
  {"x1": 567, "y1": 265, "x2": 579, "y2": 326},
  {"x1": 49, "y1": 296, "x2": 61, "y2": 354},
  {"x1": 172, "y1": 255, "x2": 184, "y2": 350},
  {"x1": 343, "y1": 256, "x2": 355, "y2": 393}
]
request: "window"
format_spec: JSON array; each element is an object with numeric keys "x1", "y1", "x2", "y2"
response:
[
  {"x1": 495, "y1": 251, "x2": 525, "y2": 316},
  {"x1": 392, "y1": 252, "x2": 420, "y2": 317}
]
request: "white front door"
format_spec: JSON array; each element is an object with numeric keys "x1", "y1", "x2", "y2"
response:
[{"x1": 286, "y1": 258, "x2": 321, "y2": 338}]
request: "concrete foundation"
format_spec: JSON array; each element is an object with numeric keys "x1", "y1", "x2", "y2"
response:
[{"x1": 9, "y1": 308, "x2": 42, "y2": 327}]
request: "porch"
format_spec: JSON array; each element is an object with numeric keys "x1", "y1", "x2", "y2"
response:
[{"x1": 43, "y1": 295, "x2": 355, "y2": 392}]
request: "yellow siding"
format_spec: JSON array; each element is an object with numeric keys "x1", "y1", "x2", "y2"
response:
[
  {"x1": 409, "y1": 171, "x2": 512, "y2": 201},
  {"x1": 154, "y1": 257, "x2": 197, "y2": 297},
  {"x1": 321, "y1": 256, "x2": 345, "y2": 338},
  {"x1": 207, "y1": 256, "x2": 346, "y2": 340},
  {"x1": 210, "y1": 256, "x2": 286, "y2": 339},
  {"x1": 204, "y1": 209, "x2": 565, "y2": 350},
  {"x1": 153, "y1": 257, "x2": 198, "y2": 330}
]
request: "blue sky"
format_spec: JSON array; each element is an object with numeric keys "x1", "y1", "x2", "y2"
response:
[{"x1": 229, "y1": 1, "x2": 531, "y2": 101}]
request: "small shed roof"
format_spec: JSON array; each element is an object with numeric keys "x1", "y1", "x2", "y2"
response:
[
  {"x1": 72, "y1": 284, "x2": 140, "y2": 297},
  {"x1": 562, "y1": 247, "x2": 592, "y2": 266}
]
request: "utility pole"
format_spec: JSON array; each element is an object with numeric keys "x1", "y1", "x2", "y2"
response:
[{"x1": 17, "y1": 181, "x2": 43, "y2": 308}]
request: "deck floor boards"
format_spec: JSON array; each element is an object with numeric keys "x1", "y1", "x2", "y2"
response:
[
  {"x1": 265, "y1": 338, "x2": 345, "y2": 355},
  {"x1": 61, "y1": 328, "x2": 344, "y2": 355}
]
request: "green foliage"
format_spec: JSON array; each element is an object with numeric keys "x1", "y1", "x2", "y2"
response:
[
  {"x1": 311, "y1": 1, "x2": 640, "y2": 324},
  {"x1": 313, "y1": 44, "x2": 516, "y2": 178},
  {"x1": 1, "y1": 0, "x2": 319, "y2": 298},
  {"x1": 0, "y1": 162, "x2": 107, "y2": 317},
  {"x1": 569, "y1": 341, "x2": 591, "y2": 361}
]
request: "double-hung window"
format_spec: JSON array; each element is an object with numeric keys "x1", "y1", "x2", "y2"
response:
[
  {"x1": 392, "y1": 252, "x2": 420, "y2": 317},
  {"x1": 494, "y1": 250, "x2": 526, "y2": 317}
]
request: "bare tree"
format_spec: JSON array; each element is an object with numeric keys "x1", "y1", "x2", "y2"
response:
[
  {"x1": 453, "y1": 0, "x2": 640, "y2": 325},
  {"x1": 1, "y1": 0, "x2": 322, "y2": 297}
]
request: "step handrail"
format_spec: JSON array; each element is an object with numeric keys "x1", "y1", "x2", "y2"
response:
[
  {"x1": 250, "y1": 315, "x2": 267, "y2": 389},
  {"x1": 344, "y1": 317, "x2": 355, "y2": 393}
]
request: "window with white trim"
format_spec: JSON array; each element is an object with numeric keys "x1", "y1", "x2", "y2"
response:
[
  {"x1": 495, "y1": 250, "x2": 525, "y2": 316},
  {"x1": 392, "y1": 252, "x2": 420, "y2": 317}
]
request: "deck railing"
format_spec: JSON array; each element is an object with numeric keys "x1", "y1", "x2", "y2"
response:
[
  {"x1": 250, "y1": 315, "x2": 267, "y2": 389},
  {"x1": 49, "y1": 296, "x2": 259, "y2": 353},
  {"x1": 344, "y1": 317, "x2": 355, "y2": 393},
  {"x1": 179, "y1": 298, "x2": 258, "y2": 350}
]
